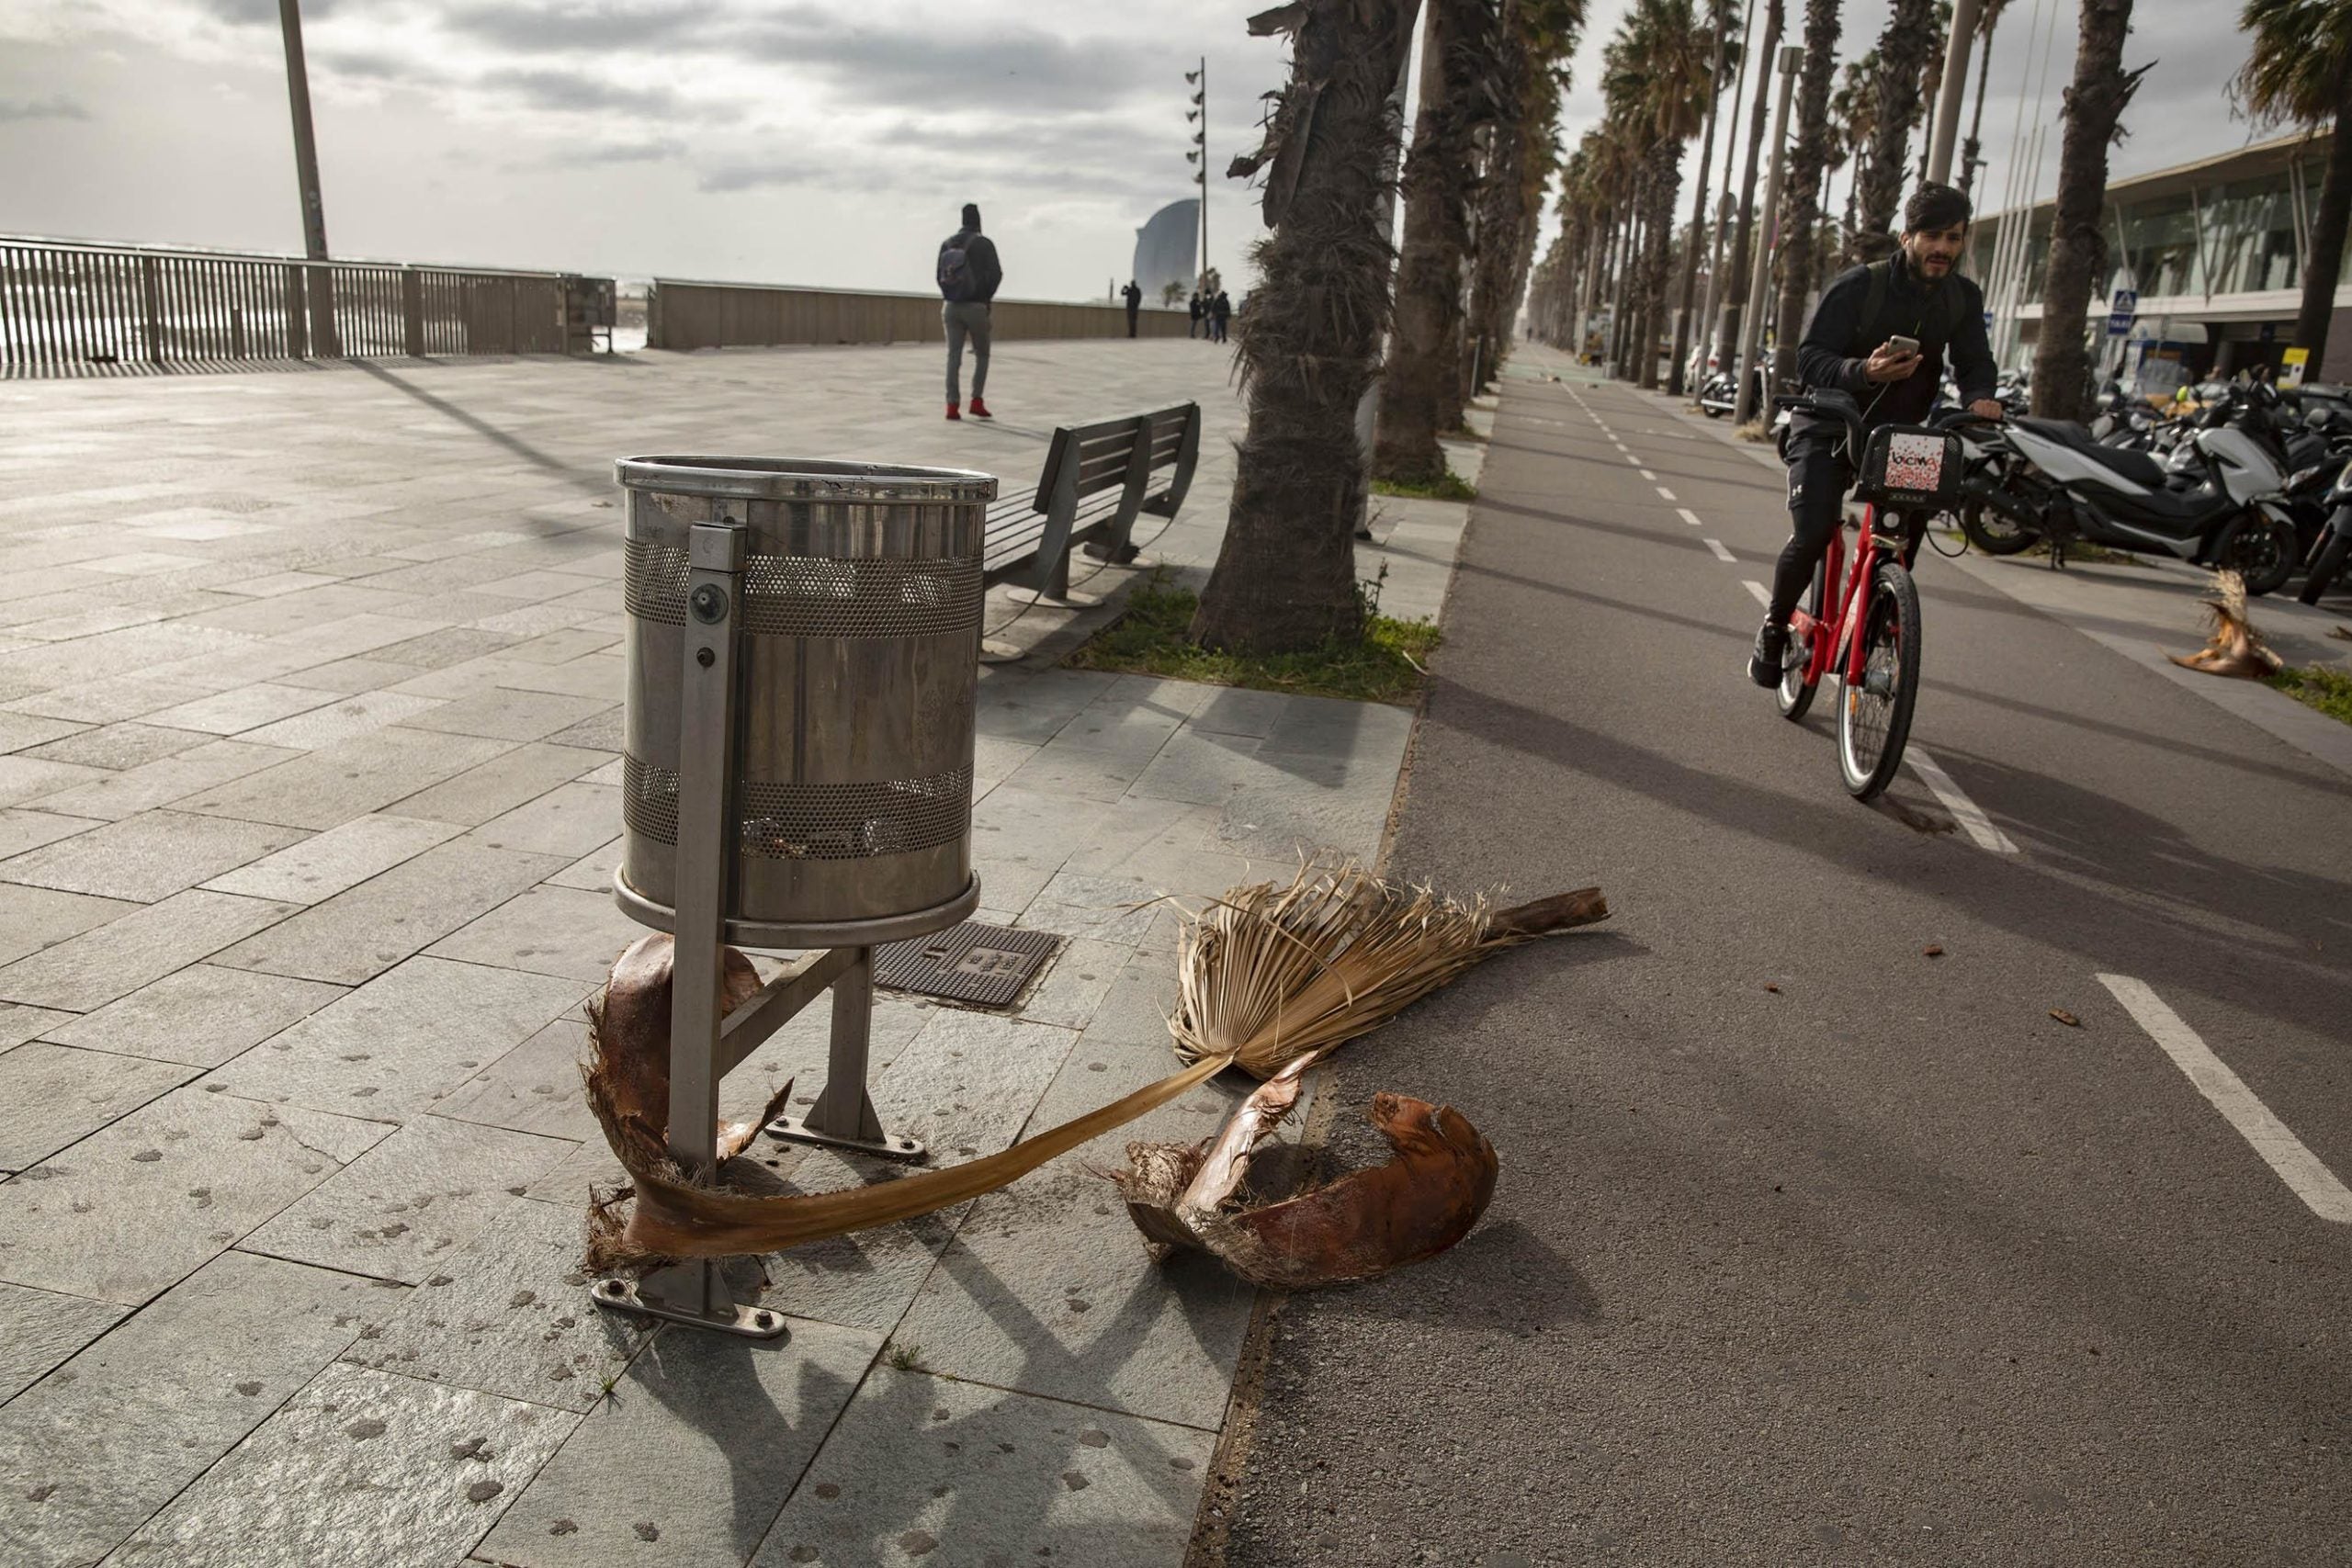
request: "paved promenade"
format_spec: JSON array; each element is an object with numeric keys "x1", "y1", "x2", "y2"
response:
[{"x1": 0, "y1": 340, "x2": 1479, "y2": 1567}]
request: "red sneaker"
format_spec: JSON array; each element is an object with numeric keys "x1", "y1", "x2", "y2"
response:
[
  {"x1": 945, "y1": 402, "x2": 961, "y2": 421},
  {"x1": 968, "y1": 397, "x2": 992, "y2": 419}
]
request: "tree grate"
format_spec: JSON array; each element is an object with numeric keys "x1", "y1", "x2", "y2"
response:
[{"x1": 873, "y1": 921, "x2": 1060, "y2": 1009}]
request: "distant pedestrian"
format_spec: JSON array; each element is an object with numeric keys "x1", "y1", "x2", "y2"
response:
[
  {"x1": 1122, "y1": 278, "x2": 1142, "y2": 338},
  {"x1": 938, "y1": 201, "x2": 1002, "y2": 420},
  {"x1": 1210, "y1": 288, "x2": 1231, "y2": 344},
  {"x1": 1188, "y1": 290, "x2": 1204, "y2": 339}
]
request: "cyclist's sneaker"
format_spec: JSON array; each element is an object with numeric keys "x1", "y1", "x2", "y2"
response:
[{"x1": 1747, "y1": 621, "x2": 1789, "y2": 688}]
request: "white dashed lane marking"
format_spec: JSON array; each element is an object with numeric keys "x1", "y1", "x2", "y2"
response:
[
  {"x1": 1657, "y1": 487, "x2": 1679, "y2": 502},
  {"x1": 1905, "y1": 746, "x2": 2019, "y2": 855},
  {"x1": 1639, "y1": 468, "x2": 1657, "y2": 480},
  {"x1": 1703, "y1": 538, "x2": 1736, "y2": 561},
  {"x1": 2098, "y1": 975, "x2": 2352, "y2": 1224},
  {"x1": 1741, "y1": 580, "x2": 1770, "y2": 607},
  {"x1": 1677, "y1": 508, "x2": 1703, "y2": 527}
]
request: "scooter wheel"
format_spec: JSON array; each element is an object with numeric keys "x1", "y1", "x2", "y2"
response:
[
  {"x1": 2214, "y1": 513, "x2": 2298, "y2": 597},
  {"x1": 2300, "y1": 533, "x2": 2352, "y2": 606}
]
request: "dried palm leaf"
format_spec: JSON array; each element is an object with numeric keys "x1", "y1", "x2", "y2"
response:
[
  {"x1": 582, "y1": 933, "x2": 1238, "y2": 1271},
  {"x1": 2170, "y1": 570, "x2": 2282, "y2": 679},
  {"x1": 1114, "y1": 1050, "x2": 1499, "y2": 1290},
  {"x1": 1170, "y1": 861, "x2": 1607, "y2": 1079}
]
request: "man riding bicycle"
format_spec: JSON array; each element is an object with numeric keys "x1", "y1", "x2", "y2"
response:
[{"x1": 1747, "y1": 184, "x2": 2005, "y2": 687}]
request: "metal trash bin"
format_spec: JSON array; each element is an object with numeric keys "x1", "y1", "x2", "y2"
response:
[{"x1": 614, "y1": 457, "x2": 993, "y2": 946}]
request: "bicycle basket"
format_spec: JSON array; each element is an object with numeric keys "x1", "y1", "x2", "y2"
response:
[{"x1": 1854, "y1": 423, "x2": 1963, "y2": 510}]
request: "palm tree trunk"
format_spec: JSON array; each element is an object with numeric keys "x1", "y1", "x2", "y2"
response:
[
  {"x1": 2030, "y1": 0, "x2": 2142, "y2": 423},
  {"x1": 1772, "y1": 0, "x2": 1841, "y2": 389},
  {"x1": 1718, "y1": 0, "x2": 1788, "y2": 379},
  {"x1": 1668, "y1": 0, "x2": 1733, "y2": 397},
  {"x1": 1853, "y1": 0, "x2": 1940, "y2": 257},
  {"x1": 1641, "y1": 148, "x2": 1683, "y2": 389},
  {"x1": 2297, "y1": 73, "x2": 2352, "y2": 378},
  {"x1": 1958, "y1": 8, "x2": 2000, "y2": 197},
  {"x1": 1189, "y1": 0, "x2": 1420, "y2": 655},
  {"x1": 1374, "y1": 0, "x2": 1486, "y2": 484}
]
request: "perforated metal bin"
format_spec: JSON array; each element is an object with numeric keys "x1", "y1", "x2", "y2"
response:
[{"x1": 614, "y1": 457, "x2": 993, "y2": 945}]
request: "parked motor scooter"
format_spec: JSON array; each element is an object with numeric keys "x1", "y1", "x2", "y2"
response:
[{"x1": 2297, "y1": 457, "x2": 2352, "y2": 604}]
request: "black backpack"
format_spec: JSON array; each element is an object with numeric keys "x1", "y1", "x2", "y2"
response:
[{"x1": 937, "y1": 238, "x2": 974, "y2": 303}]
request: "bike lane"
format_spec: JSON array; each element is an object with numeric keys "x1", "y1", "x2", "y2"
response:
[{"x1": 1216, "y1": 364, "x2": 2352, "y2": 1565}]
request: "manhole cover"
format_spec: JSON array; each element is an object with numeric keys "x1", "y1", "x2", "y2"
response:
[{"x1": 874, "y1": 921, "x2": 1059, "y2": 1009}]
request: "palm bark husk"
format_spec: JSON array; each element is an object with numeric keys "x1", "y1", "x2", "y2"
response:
[{"x1": 2170, "y1": 570, "x2": 2283, "y2": 680}]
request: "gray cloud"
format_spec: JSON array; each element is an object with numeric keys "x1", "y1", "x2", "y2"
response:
[
  {"x1": 730, "y1": 19, "x2": 1162, "y2": 114},
  {"x1": 478, "y1": 66, "x2": 686, "y2": 116},
  {"x1": 438, "y1": 0, "x2": 752, "y2": 52},
  {"x1": 186, "y1": 0, "x2": 349, "y2": 22},
  {"x1": 315, "y1": 48, "x2": 409, "y2": 81},
  {"x1": 557, "y1": 135, "x2": 686, "y2": 164},
  {"x1": 0, "y1": 96, "x2": 90, "y2": 123}
]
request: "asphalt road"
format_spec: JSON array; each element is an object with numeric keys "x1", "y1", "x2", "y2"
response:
[{"x1": 1219, "y1": 369, "x2": 2352, "y2": 1566}]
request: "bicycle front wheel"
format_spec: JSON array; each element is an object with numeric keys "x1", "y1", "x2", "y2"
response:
[{"x1": 1838, "y1": 560, "x2": 1921, "y2": 800}]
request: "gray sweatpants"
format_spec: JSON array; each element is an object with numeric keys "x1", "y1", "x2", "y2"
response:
[{"x1": 944, "y1": 300, "x2": 990, "y2": 401}]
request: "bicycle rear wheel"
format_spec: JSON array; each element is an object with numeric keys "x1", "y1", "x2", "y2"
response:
[
  {"x1": 1775, "y1": 562, "x2": 1824, "y2": 721},
  {"x1": 1838, "y1": 560, "x2": 1921, "y2": 800}
]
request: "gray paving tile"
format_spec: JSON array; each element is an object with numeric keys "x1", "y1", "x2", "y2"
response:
[
  {"x1": 0, "y1": 753, "x2": 111, "y2": 808},
  {"x1": 0, "y1": 1043, "x2": 198, "y2": 1173},
  {"x1": 0, "y1": 1085, "x2": 391, "y2": 1303},
  {"x1": 100, "y1": 1360, "x2": 576, "y2": 1568},
  {"x1": 472, "y1": 1315, "x2": 882, "y2": 1568},
  {"x1": 2, "y1": 676, "x2": 219, "y2": 725},
  {"x1": 468, "y1": 780, "x2": 620, "y2": 859},
  {"x1": 273, "y1": 655, "x2": 427, "y2": 694},
  {"x1": 543, "y1": 834, "x2": 622, "y2": 893},
  {"x1": 0, "y1": 711, "x2": 86, "y2": 754},
  {"x1": 0, "y1": 999, "x2": 74, "y2": 1052},
  {"x1": 0, "y1": 1252, "x2": 396, "y2": 1568},
  {"x1": 347, "y1": 1197, "x2": 649, "y2": 1412},
  {"x1": 1000, "y1": 741, "x2": 1153, "y2": 804},
  {"x1": 42, "y1": 964, "x2": 346, "y2": 1068},
  {"x1": 28, "y1": 739, "x2": 306, "y2": 822},
  {"x1": 541, "y1": 707, "x2": 622, "y2": 751},
  {"x1": 0, "y1": 807, "x2": 100, "y2": 862},
  {"x1": 1010, "y1": 936, "x2": 1128, "y2": 1031},
  {"x1": 0, "y1": 889, "x2": 297, "y2": 1011},
  {"x1": 1017, "y1": 870, "x2": 1166, "y2": 945},
  {"x1": 750, "y1": 1367, "x2": 1217, "y2": 1568},
  {"x1": 1125, "y1": 726, "x2": 1269, "y2": 805},
  {"x1": 242, "y1": 1116, "x2": 577, "y2": 1285},
  {"x1": 172, "y1": 726, "x2": 512, "y2": 829},
  {"x1": 22, "y1": 722, "x2": 209, "y2": 771},
  {"x1": 0, "y1": 811, "x2": 305, "y2": 903},
  {"x1": 403, "y1": 687, "x2": 615, "y2": 743},
  {"x1": 208, "y1": 955, "x2": 591, "y2": 1120},
  {"x1": 434, "y1": 1012, "x2": 600, "y2": 1144},
  {"x1": 384, "y1": 740, "x2": 609, "y2": 828},
  {"x1": 0, "y1": 1279, "x2": 127, "y2": 1405},
  {"x1": 0, "y1": 882, "x2": 138, "y2": 967},
  {"x1": 1187, "y1": 684, "x2": 1296, "y2": 739},
  {"x1": 139, "y1": 682, "x2": 339, "y2": 735},
  {"x1": 424, "y1": 885, "x2": 645, "y2": 983},
  {"x1": 199, "y1": 811, "x2": 465, "y2": 905},
  {"x1": 234, "y1": 689, "x2": 449, "y2": 750},
  {"x1": 491, "y1": 654, "x2": 624, "y2": 700},
  {"x1": 968, "y1": 784, "x2": 1114, "y2": 913},
  {"x1": 213, "y1": 840, "x2": 568, "y2": 986}
]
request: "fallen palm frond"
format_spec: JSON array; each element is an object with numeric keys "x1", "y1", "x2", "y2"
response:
[
  {"x1": 583, "y1": 933, "x2": 1235, "y2": 1271},
  {"x1": 2170, "y1": 570, "x2": 2282, "y2": 679},
  {"x1": 1114, "y1": 1050, "x2": 1498, "y2": 1289},
  {"x1": 1170, "y1": 862, "x2": 1608, "y2": 1079}
]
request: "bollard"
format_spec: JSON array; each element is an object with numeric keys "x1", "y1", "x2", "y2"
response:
[{"x1": 594, "y1": 457, "x2": 993, "y2": 1338}]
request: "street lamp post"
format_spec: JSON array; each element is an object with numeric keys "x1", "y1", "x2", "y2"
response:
[
  {"x1": 1927, "y1": 0, "x2": 1984, "y2": 186},
  {"x1": 1186, "y1": 62, "x2": 1208, "y2": 288},
  {"x1": 1734, "y1": 45, "x2": 1804, "y2": 427},
  {"x1": 277, "y1": 0, "x2": 334, "y2": 356}
]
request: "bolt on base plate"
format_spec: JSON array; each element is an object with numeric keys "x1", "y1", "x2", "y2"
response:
[
  {"x1": 588, "y1": 1276, "x2": 789, "y2": 1340},
  {"x1": 765, "y1": 1114, "x2": 929, "y2": 1163}
]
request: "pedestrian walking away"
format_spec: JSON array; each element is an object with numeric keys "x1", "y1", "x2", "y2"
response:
[
  {"x1": 1210, "y1": 288, "x2": 1231, "y2": 344},
  {"x1": 938, "y1": 201, "x2": 1003, "y2": 420},
  {"x1": 1122, "y1": 278, "x2": 1143, "y2": 338},
  {"x1": 1188, "y1": 289, "x2": 1204, "y2": 339},
  {"x1": 1747, "y1": 183, "x2": 2004, "y2": 686}
]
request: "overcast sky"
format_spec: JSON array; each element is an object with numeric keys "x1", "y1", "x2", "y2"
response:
[{"x1": 0, "y1": 0, "x2": 2258, "y2": 299}]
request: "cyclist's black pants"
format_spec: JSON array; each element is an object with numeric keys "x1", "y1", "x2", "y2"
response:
[{"x1": 1769, "y1": 431, "x2": 1853, "y2": 625}]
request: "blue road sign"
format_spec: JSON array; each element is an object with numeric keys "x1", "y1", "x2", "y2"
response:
[{"x1": 2108, "y1": 288, "x2": 2138, "y2": 338}]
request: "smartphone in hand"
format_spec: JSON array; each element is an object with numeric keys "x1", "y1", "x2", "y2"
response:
[{"x1": 1885, "y1": 335, "x2": 1921, "y2": 358}]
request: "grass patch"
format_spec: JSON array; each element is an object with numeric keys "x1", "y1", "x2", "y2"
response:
[
  {"x1": 2266, "y1": 663, "x2": 2352, "y2": 726},
  {"x1": 1370, "y1": 467, "x2": 1477, "y2": 502},
  {"x1": 885, "y1": 1342, "x2": 924, "y2": 1371},
  {"x1": 1064, "y1": 578, "x2": 1438, "y2": 705}
]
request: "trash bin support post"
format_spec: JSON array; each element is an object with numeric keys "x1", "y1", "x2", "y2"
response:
[{"x1": 765, "y1": 945, "x2": 929, "y2": 1161}]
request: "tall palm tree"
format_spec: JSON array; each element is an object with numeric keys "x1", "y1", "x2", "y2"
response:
[
  {"x1": 1668, "y1": 0, "x2": 1740, "y2": 397},
  {"x1": 1957, "y1": 0, "x2": 2013, "y2": 197},
  {"x1": 1190, "y1": 0, "x2": 1422, "y2": 655},
  {"x1": 2030, "y1": 0, "x2": 2148, "y2": 422},
  {"x1": 1374, "y1": 0, "x2": 1502, "y2": 485},
  {"x1": 2232, "y1": 0, "x2": 2352, "y2": 378},
  {"x1": 1605, "y1": 0, "x2": 1714, "y2": 389},
  {"x1": 1850, "y1": 0, "x2": 1940, "y2": 259},
  {"x1": 1831, "y1": 53, "x2": 1878, "y2": 249},
  {"x1": 1464, "y1": 0, "x2": 1586, "y2": 400},
  {"x1": 1713, "y1": 0, "x2": 1785, "y2": 385},
  {"x1": 1770, "y1": 0, "x2": 1843, "y2": 389}
]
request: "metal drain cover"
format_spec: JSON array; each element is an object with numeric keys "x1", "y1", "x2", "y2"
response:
[{"x1": 873, "y1": 921, "x2": 1059, "y2": 1008}]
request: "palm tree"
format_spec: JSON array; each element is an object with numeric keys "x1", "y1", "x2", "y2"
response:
[
  {"x1": 1830, "y1": 54, "x2": 1878, "y2": 251},
  {"x1": 1604, "y1": 0, "x2": 1715, "y2": 389},
  {"x1": 1850, "y1": 0, "x2": 1939, "y2": 259},
  {"x1": 2232, "y1": 0, "x2": 2352, "y2": 379},
  {"x1": 1465, "y1": 0, "x2": 1588, "y2": 394},
  {"x1": 1668, "y1": 0, "x2": 1740, "y2": 397},
  {"x1": 1374, "y1": 0, "x2": 1501, "y2": 486},
  {"x1": 2030, "y1": 0, "x2": 2148, "y2": 422},
  {"x1": 1770, "y1": 0, "x2": 1843, "y2": 389},
  {"x1": 1957, "y1": 0, "x2": 2012, "y2": 197},
  {"x1": 1712, "y1": 0, "x2": 1785, "y2": 385},
  {"x1": 1189, "y1": 0, "x2": 1421, "y2": 655}
]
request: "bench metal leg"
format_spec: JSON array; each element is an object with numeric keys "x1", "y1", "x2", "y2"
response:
[{"x1": 765, "y1": 946, "x2": 928, "y2": 1162}]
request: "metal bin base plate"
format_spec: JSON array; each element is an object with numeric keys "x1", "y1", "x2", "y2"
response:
[
  {"x1": 764, "y1": 1115, "x2": 928, "y2": 1161},
  {"x1": 589, "y1": 1275, "x2": 789, "y2": 1340}
]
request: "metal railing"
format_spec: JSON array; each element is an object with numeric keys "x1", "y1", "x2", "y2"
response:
[
  {"x1": 0, "y1": 235, "x2": 609, "y2": 374},
  {"x1": 647, "y1": 278, "x2": 1195, "y2": 352}
]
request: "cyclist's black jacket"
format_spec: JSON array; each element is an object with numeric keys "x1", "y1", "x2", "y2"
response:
[{"x1": 1796, "y1": 251, "x2": 1997, "y2": 429}]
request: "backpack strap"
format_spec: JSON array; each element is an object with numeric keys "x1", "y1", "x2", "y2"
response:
[{"x1": 1859, "y1": 261, "x2": 1890, "y2": 352}]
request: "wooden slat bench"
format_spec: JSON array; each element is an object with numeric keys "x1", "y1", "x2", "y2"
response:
[{"x1": 981, "y1": 402, "x2": 1202, "y2": 603}]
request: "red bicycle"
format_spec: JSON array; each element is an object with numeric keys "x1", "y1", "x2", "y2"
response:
[{"x1": 1771, "y1": 394, "x2": 1991, "y2": 800}]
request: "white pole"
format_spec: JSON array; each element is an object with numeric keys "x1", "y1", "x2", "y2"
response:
[
  {"x1": 1927, "y1": 0, "x2": 1984, "y2": 186},
  {"x1": 1735, "y1": 45, "x2": 1804, "y2": 426}
]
